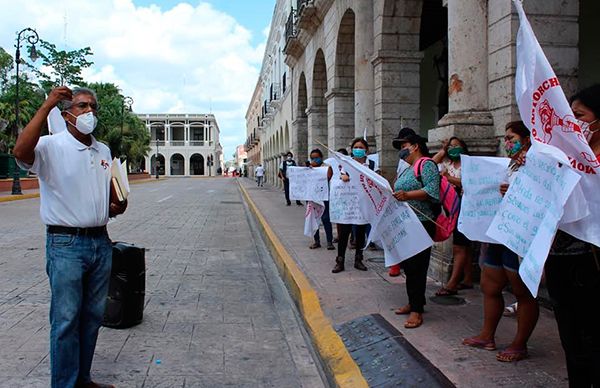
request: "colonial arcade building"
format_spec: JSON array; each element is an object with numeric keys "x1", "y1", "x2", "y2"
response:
[
  {"x1": 245, "y1": 0, "x2": 599, "y2": 280},
  {"x1": 139, "y1": 113, "x2": 223, "y2": 177}
]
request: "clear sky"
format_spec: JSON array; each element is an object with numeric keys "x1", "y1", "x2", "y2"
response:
[{"x1": 0, "y1": 0, "x2": 276, "y2": 160}]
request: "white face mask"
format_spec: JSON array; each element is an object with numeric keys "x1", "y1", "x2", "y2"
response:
[{"x1": 67, "y1": 111, "x2": 97, "y2": 135}]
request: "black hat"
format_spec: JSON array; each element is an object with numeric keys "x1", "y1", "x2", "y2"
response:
[{"x1": 392, "y1": 127, "x2": 417, "y2": 150}]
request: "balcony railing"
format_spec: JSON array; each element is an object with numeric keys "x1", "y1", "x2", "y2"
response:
[
  {"x1": 297, "y1": 0, "x2": 309, "y2": 14},
  {"x1": 170, "y1": 140, "x2": 185, "y2": 146},
  {"x1": 151, "y1": 140, "x2": 213, "y2": 147},
  {"x1": 285, "y1": 10, "x2": 296, "y2": 42},
  {"x1": 152, "y1": 140, "x2": 165, "y2": 146}
]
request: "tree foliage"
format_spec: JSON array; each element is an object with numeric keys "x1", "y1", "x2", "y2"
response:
[{"x1": 26, "y1": 39, "x2": 93, "y2": 92}]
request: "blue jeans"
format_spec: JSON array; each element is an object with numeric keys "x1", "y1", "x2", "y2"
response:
[{"x1": 46, "y1": 231, "x2": 112, "y2": 388}]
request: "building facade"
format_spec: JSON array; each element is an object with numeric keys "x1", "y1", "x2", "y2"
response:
[
  {"x1": 139, "y1": 113, "x2": 223, "y2": 177},
  {"x1": 246, "y1": 0, "x2": 599, "y2": 280}
]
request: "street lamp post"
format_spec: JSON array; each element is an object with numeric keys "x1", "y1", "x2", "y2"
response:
[
  {"x1": 120, "y1": 96, "x2": 133, "y2": 159},
  {"x1": 12, "y1": 27, "x2": 39, "y2": 195},
  {"x1": 155, "y1": 127, "x2": 163, "y2": 180}
]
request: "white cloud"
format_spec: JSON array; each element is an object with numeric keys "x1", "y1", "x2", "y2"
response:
[{"x1": 0, "y1": 0, "x2": 267, "y2": 159}]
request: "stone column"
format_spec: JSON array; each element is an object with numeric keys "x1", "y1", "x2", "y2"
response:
[
  {"x1": 306, "y1": 105, "x2": 328, "y2": 152},
  {"x1": 292, "y1": 117, "x2": 308, "y2": 161},
  {"x1": 372, "y1": 51, "x2": 423, "y2": 183},
  {"x1": 184, "y1": 153, "x2": 190, "y2": 176},
  {"x1": 429, "y1": 0, "x2": 495, "y2": 154},
  {"x1": 325, "y1": 88, "x2": 355, "y2": 151},
  {"x1": 354, "y1": 1, "x2": 375, "y2": 140}
]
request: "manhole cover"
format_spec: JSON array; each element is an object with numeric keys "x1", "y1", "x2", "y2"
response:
[
  {"x1": 220, "y1": 201, "x2": 242, "y2": 204},
  {"x1": 367, "y1": 257, "x2": 385, "y2": 263},
  {"x1": 429, "y1": 295, "x2": 466, "y2": 305}
]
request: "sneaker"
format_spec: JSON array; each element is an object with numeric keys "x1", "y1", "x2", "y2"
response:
[{"x1": 326, "y1": 243, "x2": 335, "y2": 250}]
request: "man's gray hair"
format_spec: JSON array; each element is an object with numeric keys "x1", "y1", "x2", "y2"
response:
[{"x1": 61, "y1": 87, "x2": 98, "y2": 110}]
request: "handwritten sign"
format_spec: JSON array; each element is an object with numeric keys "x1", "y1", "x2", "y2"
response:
[
  {"x1": 457, "y1": 155, "x2": 510, "y2": 243},
  {"x1": 486, "y1": 150, "x2": 580, "y2": 296},
  {"x1": 288, "y1": 167, "x2": 329, "y2": 202},
  {"x1": 329, "y1": 175, "x2": 369, "y2": 224},
  {"x1": 369, "y1": 198, "x2": 433, "y2": 266}
]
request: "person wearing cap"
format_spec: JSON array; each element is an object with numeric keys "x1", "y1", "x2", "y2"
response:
[
  {"x1": 387, "y1": 127, "x2": 417, "y2": 277},
  {"x1": 392, "y1": 133, "x2": 440, "y2": 329}
]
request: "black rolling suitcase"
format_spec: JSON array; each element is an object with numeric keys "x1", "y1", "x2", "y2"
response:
[{"x1": 102, "y1": 242, "x2": 146, "y2": 329}]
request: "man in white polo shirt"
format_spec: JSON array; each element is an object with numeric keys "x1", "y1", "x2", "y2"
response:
[{"x1": 14, "y1": 86, "x2": 126, "y2": 388}]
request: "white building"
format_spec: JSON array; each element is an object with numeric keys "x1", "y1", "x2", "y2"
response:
[{"x1": 139, "y1": 113, "x2": 223, "y2": 177}]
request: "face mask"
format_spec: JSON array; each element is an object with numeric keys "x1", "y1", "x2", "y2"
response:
[
  {"x1": 398, "y1": 148, "x2": 410, "y2": 160},
  {"x1": 311, "y1": 157, "x2": 322, "y2": 165},
  {"x1": 505, "y1": 140, "x2": 523, "y2": 157},
  {"x1": 352, "y1": 148, "x2": 366, "y2": 158},
  {"x1": 447, "y1": 147, "x2": 464, "y2": 160},
  {"x1": 287, "y1": 156, "x2": 292, "y2": 161},
  {"x1": 67, "y1": 111, "x2": 97, "y2": 135}
]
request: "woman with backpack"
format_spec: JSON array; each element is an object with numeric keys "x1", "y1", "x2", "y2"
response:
[
  {"x1": 462, "y1": 121, "x2": 539, "y2": 362},
  {"x1": 432, "y1": 137, "x2": 474, "y2": 296},
  {"x1": 392, "y1": 134, "x2": 440, "y2": 329}
]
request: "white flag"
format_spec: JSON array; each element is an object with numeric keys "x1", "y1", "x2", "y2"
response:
[
  {"x1": 513, "y1": 0, "x2": 599, "y2": 246},
  {"x1": 304, "y1": 201, "x2": 324, "y2": 238}
]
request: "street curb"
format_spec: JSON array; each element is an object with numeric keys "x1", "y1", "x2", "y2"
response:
[
  {"x1": 238, "y1": 181, "x2": 368, "y2": 388},
  {"x1": 0, "y1": 193, "x2": 40, "y2": 203}
]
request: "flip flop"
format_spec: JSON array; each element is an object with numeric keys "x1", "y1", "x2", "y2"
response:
[
  {"x1": 435, "y1": 287, "x2": 458, "y2": 296},
  {"x1": 394, "y1": 305, "x2": 411, "y2": 315},
  {"x1": 457, "y1": 283, "x2": 474, "y2": 290},
  {"x1": 496, "y1": 347, "x2": 528, "y2": 362},
  {"x1": 462, "y1": 336, "x2": 496, "y2": 351},
  {"x1": 404, "y1": 317, "x2": 423, "y2": 329}
]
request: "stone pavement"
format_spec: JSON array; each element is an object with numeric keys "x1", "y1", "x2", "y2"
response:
[
  {"x1": 0, "y1": 178, "x2": 326, "y2": 387},
  {"x1": 239, "y1": 178, "x2": 570, "y2": 388}
]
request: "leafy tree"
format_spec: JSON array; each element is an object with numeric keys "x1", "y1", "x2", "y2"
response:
[
  {"x1": 0, "y1": 47, "x2": 14, "y2": 91},
  {"x1": 88, "y1": 82, "x2": 150, "y2": 169},
  {"x1": 26, "y1": 39, "x2": 93, "y2": 92},
  {"x1": 0, "y1": 74, "x2": 45, "y2": 141}
]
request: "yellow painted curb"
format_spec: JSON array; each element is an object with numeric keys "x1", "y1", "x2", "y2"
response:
[
  {"x1": 0, "y1": 193, "x2": 40, "y2": 203},
  {"x1": 238, "y1": 182, "x2": 368, "y2": 388}
]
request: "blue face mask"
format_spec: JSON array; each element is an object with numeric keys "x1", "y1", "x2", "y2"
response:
[
  {"x1": 311, "y1": 157, "x2": 322, "y2": 165},
  {"x1": 505, "y1": 140, "x2": 523, "y2": 157},
  {"x1": 352, "y1": 148, "x2": 366, "y2": 158},
  {"x1": 398, "y1": 148, "x2": 410, "y2": 160}
]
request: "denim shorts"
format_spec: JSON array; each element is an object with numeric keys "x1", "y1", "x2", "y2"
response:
[{"x1": 482, "y1": 243, "x2": 520, "y2": 272}]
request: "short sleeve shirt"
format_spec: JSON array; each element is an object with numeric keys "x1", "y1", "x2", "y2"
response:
[
  {"x1": 16, "y1": 131, "x2": 112, "y2": 227},
  {"x1": 394, "y1": 159, "x2": 440, "y2": 221}
]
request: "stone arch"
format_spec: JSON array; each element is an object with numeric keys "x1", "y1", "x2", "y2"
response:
[
  {"x1": 309, "y1": 49, "x2": 328, "y2": 152},
  {"x1": 170, "y1": 153, "x2": 185, "y2": 175},
  {"x1": 150, "y1": 153, "x2": 165, "y2": 176},
  {"x1": 330, "y1": 8, "x2": 356, "y2": 152},
  {"x1": 190, "y1": 153, "x2": 205, "y2": 175}
]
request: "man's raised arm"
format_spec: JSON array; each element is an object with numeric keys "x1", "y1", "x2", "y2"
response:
[{"x1": 13, "y1": 86, "x2": 72, "y2": 165}]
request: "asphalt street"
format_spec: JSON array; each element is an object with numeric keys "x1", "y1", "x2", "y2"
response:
[{"x1": 0, "y1": 177, "x2": 326, "y2": 387}]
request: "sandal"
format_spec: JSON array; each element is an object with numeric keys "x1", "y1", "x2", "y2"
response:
[
  {"x1": 435, "y1": 287, "x2": 458, "y2": 296},
  {"x1": 309, "y1": 242, "x2": 321, "y2": 249},
  {"x1": 404, "y1": 316, "x2": 423, "y2": 329},
  {"x1": 503, "y1": 302, "x2": 518, "y2": 317},
  {"x1": 457, "y1": 283, "x2": 474, "y2": 290},
  {"x1": 496, "y1": 347, "x2": 528, "y2": 362},
  {"x1": 462, "y1": 336, "x2": 496, "y2": 351},
  {"x1": 394, "y1": 305, "x2": 411, "y2": 315}
]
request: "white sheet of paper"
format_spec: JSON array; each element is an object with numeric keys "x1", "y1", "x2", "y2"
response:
[{"x1": 288, "y1": 166, "x2": 329, "y2": 202}]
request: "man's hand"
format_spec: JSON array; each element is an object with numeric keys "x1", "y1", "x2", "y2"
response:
[
  {"x1": 43, "y1": 86, "x2": 73, "y2": 110},
  {"x1": 109, "y1": 200, "x2": 127, "y2": 218},
  {"x1": 341, "y1": 173, "x2": 350, "y2": 182},
  {"x1": 499, "y1": 183, "x2": 509, "y2": 197}
]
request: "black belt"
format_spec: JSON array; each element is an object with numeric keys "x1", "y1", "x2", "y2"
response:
[{"x1": 47, "y1": 225, "x2": 107, "y2": 237}]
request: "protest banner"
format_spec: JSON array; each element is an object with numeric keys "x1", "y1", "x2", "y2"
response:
[
  {"x1": 486, "y1": 150, "x2": 580, "y2": 296},
  {"x1": 369, "y1": 198, "x2": 433, "y2": 267},
  {"x1": 457, "y1": 155, "x2": 510, "y2": 243},
  {"x1": 288, "y1": 166, "x2": 329, "y2": 202},
  {"x1": 304, "y1": 201, "x2": 325, "y2": 238},
  {"x1": 329, "y1": 151, "x2": 432, "y2": 263},
  {"x1": 513, "y1": 0, "x2": 599, "y2": 246}
]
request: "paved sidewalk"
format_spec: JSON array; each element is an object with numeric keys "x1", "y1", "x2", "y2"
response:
[{"x1": 239, "y1": 178, "x2": 569, "y2": 388}]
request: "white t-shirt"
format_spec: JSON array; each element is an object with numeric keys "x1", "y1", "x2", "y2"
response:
[
  {"x1": 255, "y1": 166, "x2": 265, "y2": 177},
  {"x1": 17, "y1": 130, "x2": 112, "y2": 227}
]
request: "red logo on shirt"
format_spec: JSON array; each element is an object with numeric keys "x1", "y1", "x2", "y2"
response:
[{"x1": 100, "y1": 160, "x2": 109, "y2": 169}]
